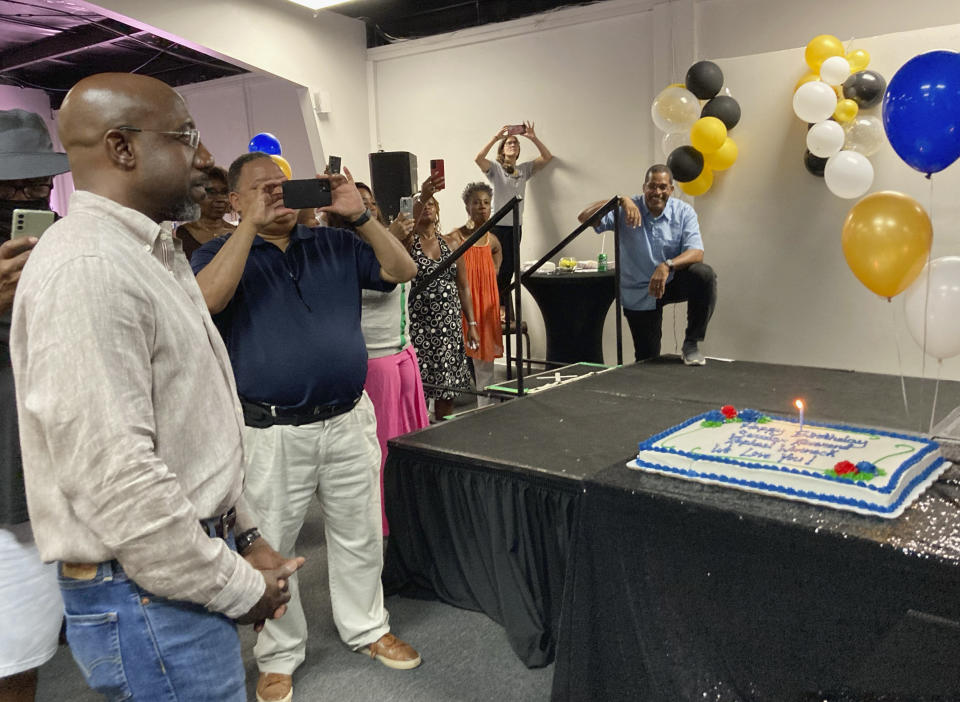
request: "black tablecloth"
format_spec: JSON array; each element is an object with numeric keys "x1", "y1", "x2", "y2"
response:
[
  {"x1": 383, "y1": 447, "x2": 578, "y2": 667},
  {"x1": 551, "y1": 458, "x2": 960, "y2": 701},
  {"x1": 522, "y1": 270, "x2": 615, "y2": 363}
]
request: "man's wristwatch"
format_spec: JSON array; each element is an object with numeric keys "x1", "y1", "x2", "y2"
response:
[
  {"x1": 235, "y1": 528, "x2": 261, "y2": 556},
  {"x1": 665, "y1": 258, "x2": 674, "y2": 271},
  {"x1": 349, "y1": 209, "x2": 372, "y2": 227}
]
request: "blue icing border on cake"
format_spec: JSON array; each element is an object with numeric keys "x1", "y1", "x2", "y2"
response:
[
  {"x1": 630, "y1": 455, "x2": 946, "y2": 515},
  {"x1": 636, "y1": 409, "x2": 940, "y2": 496}
]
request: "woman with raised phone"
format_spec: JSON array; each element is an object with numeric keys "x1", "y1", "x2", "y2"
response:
[{"x1": 474, "y1": 121, "x2": 553, "y2": 313}]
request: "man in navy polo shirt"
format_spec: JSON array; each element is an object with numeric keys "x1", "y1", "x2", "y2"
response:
[
  {"x1": 192, "y1": 152, "x2": 419, "y2": 702},
  {"x1": 578, "y1": 164, "x2": 717, "y2": 365}
]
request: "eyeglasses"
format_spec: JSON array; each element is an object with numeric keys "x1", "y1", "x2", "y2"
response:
[
  {"x1": 116, "y1": 126, "x2": 201, "y2": 149},
  {"x1": 0, "y1": 179, "x2": 53, "y2": 200}
]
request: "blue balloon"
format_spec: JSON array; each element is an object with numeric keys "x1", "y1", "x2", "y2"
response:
[
  {"x1": 882, "y1": 51, "x2": 960, "y2": 176},
  {"x1": 248, "y1": 132, "x2": 282, "y2": 155}
]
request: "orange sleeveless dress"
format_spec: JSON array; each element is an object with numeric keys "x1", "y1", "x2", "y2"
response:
[{"x1": 459, "y1": 234, "x2": 503, "y2": 362}]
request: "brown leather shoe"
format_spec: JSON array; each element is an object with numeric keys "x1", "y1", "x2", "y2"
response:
[
  {"x1": 359, "y1": 632, "x2": 422, "y2": 670},
  {"x1": 256, "y1": 672, "x2": 293, "y2": 702}
]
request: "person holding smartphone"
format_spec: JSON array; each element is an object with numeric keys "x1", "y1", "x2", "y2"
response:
[
  {"x1": 474, "y1": 121, "x2": 553, "y2": 314},
  {"x1": 0, "y1": 108, "x2": 69, "y2": 702}
]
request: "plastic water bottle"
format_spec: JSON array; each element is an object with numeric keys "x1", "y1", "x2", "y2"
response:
[{"x1": 597, "y1": 252, "x2": 608, "y2": 271}]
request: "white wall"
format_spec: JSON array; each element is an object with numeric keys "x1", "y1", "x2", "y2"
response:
[
  {"x1": 177, "y1": 74, "x2": 318, "y2": 180},
  {"x1": 367, "y1": 0, "x2": 960, "y2": 382},
  {"x1": 86, "y1": 0, "x2": 371, "y2": 180}
]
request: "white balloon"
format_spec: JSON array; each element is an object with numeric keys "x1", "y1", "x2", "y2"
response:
[
  {"x1": 793, "y1": 81, "x2": 837, "y2": 123},
  {"x1": 904, "y1": 257, "x2": 960, "y2": 360},
  {"x1": 819, "y1": 55, "x2": 852, "y2": 86},
  {"x1": 661, "y1": 131, "x2": 690, "y2": 158},
  {"x1": 651, "y1": 85, "x2": 701, "y2": 133},
  {"x1": 844, "y1": 115, "x2": 885, "y2": 156},
  {"x1": 824, "y1": 150, "x2": 874, "y2": 199},
  {"x1": 806, "y1": 120, "x2": 845, "y2": 158}
]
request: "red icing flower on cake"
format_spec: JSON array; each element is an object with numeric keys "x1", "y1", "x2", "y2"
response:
[
  {"x1": 721, "y1": 405, "x2": 737, "y2": 419},
  {"x1": 834, "y1": 460, "x2": 857, "y2": 475}
]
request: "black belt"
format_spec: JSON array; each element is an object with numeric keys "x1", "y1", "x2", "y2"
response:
[
  {"x1": 241, "y1": 396, "x2": 361, "y2": 428},
  {"x1": 200, "y1": 507, "x2": 236, "y2": 539}
]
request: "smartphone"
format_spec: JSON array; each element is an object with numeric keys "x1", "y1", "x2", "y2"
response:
[
  {"x1": 11, "y1": 209, "x2": 55, "y2": 239},
  {"x1": 506, "y1": 124, "x2": 526, "y2": 135},
  {"x1": 430, "y1": 158, "x2": 444, "y2": 180},
  {"x1": 282, "y1": 179, "x2": 332, "y2": 209},
  {"x1": 328, "y1": 155, "x2": 341, "y2": 175},
  {"x1": 399, "y1": 196, "x2": 414, "y2": 217}
]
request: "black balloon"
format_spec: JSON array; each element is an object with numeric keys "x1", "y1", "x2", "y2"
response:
[
  {"x1": 667, "y1": 145, "x2": 704, "y2": 182},
  {"x1": 685, "y1": 60, "x2": 724, "y2": 100},
  {"x1": 803, "y1": 149, "x2": 827, "y2": 177},
  {"x1": 701, "y1": 95, "x2": 741, "y2": 130},
  {"x1": 842, "y1": 70, "x2": 886, "y2": 109}
]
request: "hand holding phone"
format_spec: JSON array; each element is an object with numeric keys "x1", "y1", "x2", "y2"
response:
[
  {"x1": 506, "y1": 125, "x2": 526, "y2": 136},
  {"x1": 11, "y1": 209, "x2": 55, "y2": 239},
  {"x1": 399, "y1": 196, "x2": 414, "y2": 217},
  {"x1": 282, "y1": 179, "x2": 332, "y2": 209},
  {"x1": 429, "y1": 159, "x2": 445, "y2": 191}
]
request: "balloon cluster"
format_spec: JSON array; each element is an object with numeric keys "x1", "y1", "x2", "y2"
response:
[
  {"x1": 651, "y1": 60, "x2": 741, "y2": 197},
  {"x1": 793, "y1": 35, "x2": 885, "y2": 199},
  {"x1": 248, "y1": 132, "x2": 292, "y2": 179}
]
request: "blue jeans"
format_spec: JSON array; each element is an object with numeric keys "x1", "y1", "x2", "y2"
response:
[{"x1": 58, "y1": 553, "x2": 246, "y2": 701}]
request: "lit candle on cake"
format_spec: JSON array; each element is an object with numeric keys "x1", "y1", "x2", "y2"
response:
[{"x1": 795, "y1": 399, "x2": 805, "y2": 432}]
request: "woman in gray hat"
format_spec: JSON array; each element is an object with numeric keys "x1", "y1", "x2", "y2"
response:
[{"x1": 0, "y1": 108, "x2": 69, "y2": 701}]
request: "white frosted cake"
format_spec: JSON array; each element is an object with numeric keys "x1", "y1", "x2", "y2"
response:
[{"x1": 627, "y1": 406, "x2": 948, "y2": 518}]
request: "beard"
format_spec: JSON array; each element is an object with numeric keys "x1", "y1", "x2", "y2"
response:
[{"x1": 167, "y1": 198, "x2": 201, "y2": 223}]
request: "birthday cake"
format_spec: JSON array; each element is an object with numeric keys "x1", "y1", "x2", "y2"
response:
[{"x1": 627, "y1": 406, "x2": 948, "y2": 518}]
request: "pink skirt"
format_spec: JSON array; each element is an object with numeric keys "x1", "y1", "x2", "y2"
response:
[{"x1": 365, "y1": 345, "x2": 429, "y2": 534}]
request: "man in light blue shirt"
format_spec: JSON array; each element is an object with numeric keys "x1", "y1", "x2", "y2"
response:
[{"x1": 578, "y1": 164, "x2": 716, "y2": 364}]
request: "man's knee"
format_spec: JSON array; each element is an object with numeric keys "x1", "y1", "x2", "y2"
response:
[{"x1": 686, "y1": 262, "x2": 716, "y2": 287}]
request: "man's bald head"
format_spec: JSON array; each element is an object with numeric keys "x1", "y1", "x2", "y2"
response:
[{"x1": 57, "y1": 73, "x2": 213, "y2": 222}]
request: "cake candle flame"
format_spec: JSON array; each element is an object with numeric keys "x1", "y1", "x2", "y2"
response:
[{"x1": 795, "y1": 399, "x2": 805, "y2": 432}]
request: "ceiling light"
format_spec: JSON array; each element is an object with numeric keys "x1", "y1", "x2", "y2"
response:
[{"x1": 285, "y1": 0, "x2": 354, "y2": 9}]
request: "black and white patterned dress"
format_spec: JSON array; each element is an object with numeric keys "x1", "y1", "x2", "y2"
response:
[{"x1": 408, "y1": 235, "x2": 471, "y2": 400}]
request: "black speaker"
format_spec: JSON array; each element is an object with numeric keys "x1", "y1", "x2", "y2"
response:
[{"x1": 369, "y1": 151, "x2": 418, "y2": 220}]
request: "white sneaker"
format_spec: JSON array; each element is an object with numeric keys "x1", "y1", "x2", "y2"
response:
[{"x1": 681, "y1": 343, "x2": 706, "y2": 366}]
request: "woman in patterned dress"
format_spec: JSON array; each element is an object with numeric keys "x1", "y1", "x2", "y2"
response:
[{"x1": 407, "y1": 189, "x2": 480, "y2": 421}]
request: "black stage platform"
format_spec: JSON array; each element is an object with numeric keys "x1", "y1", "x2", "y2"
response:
[{"x1": 383, "y1": 360, "x2": 960, "y2": 699}]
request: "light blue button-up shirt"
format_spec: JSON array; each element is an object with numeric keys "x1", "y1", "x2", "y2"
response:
[{"x1": 594, "y1": 195, "x2": 703, "y2": 311}]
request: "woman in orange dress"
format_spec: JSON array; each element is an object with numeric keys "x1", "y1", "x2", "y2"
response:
[{"x1": 444, "y1": 182, "x2": 502, "y2": 406}]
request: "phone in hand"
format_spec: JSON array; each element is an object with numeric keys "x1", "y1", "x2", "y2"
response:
[
  {"x1": 399, "y1": 196, "x2": 414, "y2": 217},
  {"x1": 11, "y1": 209, "x2": 55, "y2": 239},
  {"x1": 506, "y1": 125, "x2": 526, "y2": 135},
  {"x1": 282, "y1": 179, "x2": 332, "y2": 209},
  {"x1": 328, "y1": 155, "x2": 341, "y2": 175},
  {"x1": 430, "y1": 159, "x2": 444, "y2": 189}
]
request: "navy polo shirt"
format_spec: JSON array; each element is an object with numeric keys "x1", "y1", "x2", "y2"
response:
[{"x1": 192, "y1": 224, "x2": 394, "y2": 410}]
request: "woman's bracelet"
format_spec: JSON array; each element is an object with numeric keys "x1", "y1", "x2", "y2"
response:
[{"x1": 468, "y1": 321, "x2": 478, "y2": 326}]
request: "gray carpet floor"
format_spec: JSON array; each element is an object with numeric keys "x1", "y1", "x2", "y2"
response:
[{"x1": 36, "y1": 499, "x2": 554, "y2": 701}]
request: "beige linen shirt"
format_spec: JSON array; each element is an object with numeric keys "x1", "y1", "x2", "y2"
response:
[{"x1": 10, "y1": 190, "x2": 264, "y2": 619}]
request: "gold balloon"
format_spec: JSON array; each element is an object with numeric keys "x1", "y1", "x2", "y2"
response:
[
  {"x1": 805, "y1": 35, "x2": 845, "y2": 71},
  {"x1": 704, "y1": 138, "x2": 738, "y2": 171},
  {"x1": 833, "y1": 98, "x2": 859, "y2": 122},
  {"x1": 841, "y1": 191, "x2": 932, "y2": 300},
  {"x1": 846, "y1": 48, "x2": 870, "y2": 72},
  {"x1": 690, "y1": 116, "x2": 727, "y2": 155},
  {"x1": 794, "y1": 72, "x2": 820, "y2": 93},
  {"x1": 270, "y1": 154, "x2": 292, "y2": 179},
  {"x1": 679, "y1": 167, "x2": 714, "y2": 196}
]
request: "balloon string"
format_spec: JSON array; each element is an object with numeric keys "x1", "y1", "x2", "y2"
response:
[
  {"x1": 891, "y1": 301, "x2": 911, "y2": 421},
  {"x1": 928, "y1": 362, "x2": 942, "y2": 436}
]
